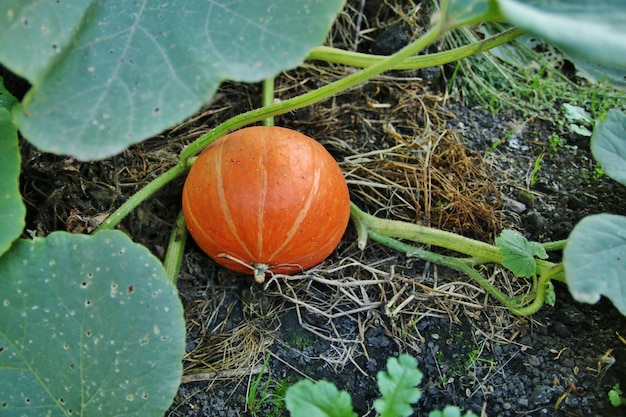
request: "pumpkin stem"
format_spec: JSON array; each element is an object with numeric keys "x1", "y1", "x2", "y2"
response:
[
  {"x1": 252, "y1": 264, "x2": 270, "y2": 284},
  {"x1": 216, "y1": 253, "x2": 270, "y2": 284}
]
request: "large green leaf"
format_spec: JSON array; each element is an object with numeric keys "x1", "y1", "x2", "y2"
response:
[
  {"x1": 0, "y1": 0, "x2": 345, "y2": 161},
  {"x1": 591, "y1": 109, "x2": 626, "y2": 186},
  {"x1": 0, "y1": 230, "x2": 185, "y2": 417},
  {"x1": 496, "y1": 0, "x2": 626, "y2": 69},
  {"x1": 564, "y1": 214, "x2": 626, "y2": 315},
  {"x1": 568, "y1": 55, "x2": 626, "y2": 89},
  {"x1": 0, "y1": 105, "x2": 25, "y2": 257},
  {"x1": 0, "y1": 1, "x2": 94, "y2": 84}
]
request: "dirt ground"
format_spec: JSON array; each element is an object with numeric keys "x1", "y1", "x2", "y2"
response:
[{"x1": 9, "y1": 1, "x2": 626, "y2": 416}]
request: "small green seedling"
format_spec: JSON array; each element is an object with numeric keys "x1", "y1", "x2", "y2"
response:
[
  {"x1": 285, "y1": 354, "x2": 477, "y2": 417},
  {"x1": 247, "y1": 353, "x2": 275, "y2": 415},
  {"x1": 609, "y1": 384, "x2": 625, "y2": 407},
  {"x1": 563, "y1": 103, "x2": 594, "y2": 136}
]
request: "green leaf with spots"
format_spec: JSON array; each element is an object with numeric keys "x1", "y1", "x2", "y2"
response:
[
  {"x1": 496, "y1": 0, "x2": 626, "y2": 69},
  {"x1": 564, "y1": 214, "x2": 626, "y2": 315},
  {"x1": 0, "y1": 0, "x2": 345, "y2": 160},
  {"x1": 495, "y1": 229, "x2": 548, "y2": 277},
  {"x1": 591, "y1": 109, "x2": 626, "y2": 186},
  {"x1": 0, "y1": 230, "x2": 185, "y2": 417}
]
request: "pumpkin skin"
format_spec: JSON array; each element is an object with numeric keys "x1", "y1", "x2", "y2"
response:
[{"x1": 182, "y1": 126, "x2": 350, "y2": 282}]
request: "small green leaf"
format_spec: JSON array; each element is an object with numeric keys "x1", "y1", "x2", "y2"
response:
[
  {"x1": 569, "y1": 124, "x2": 593, "y2": 137},
  {"x1": 0, "y1": 230, "x2": 185, "y2": 417},
  {"x1": 0, "y1": 76, "x2": 18, "y2": 111},
  {"x1": 495, "y1": 229, "x2": 548, "y2": 277},
  {"x1": 285, "y1": 379, "x2": 357, "y2": 417},
  {"x1": 0, "y1": 107, "x2": 25, "y2": 257},
  {"x1": 429, "y1": 406, "x2": 462, "y2": 417},
  {"x1": 562, "y1": 103, "x2": 592, "y2": 125},
  {"x1": 496, "y1": 0, "x2": 626, "y2": 69},
  {"x1": 564, "y1": 213, "x2": 626, "y2": 315},
  {"x1": 374, "y1": 354, "x2": 422, "y2": 417},
  {"x1": 608, "y1": 384, "x2": 624, "y2": 407},
  {"x1": 590, "y1": 109, "x2": 626, "y2": 186}
]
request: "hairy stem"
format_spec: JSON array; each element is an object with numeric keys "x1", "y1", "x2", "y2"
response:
[
  {"x1": 262, "y1": 77, "x2": 275, "y2": 127},
  {"x1": 306, "y1": 27, "x2": 523, "y2": 70},
  {"x1": 351, "y1": 203, "x2": 502, "y2": 262},
  {"x1": 513, "y1": 264, "x2": 564, "y2": 316},
  {"x1": 163, "y1": 210, "x2": 188, "y2": 285},
  {"x1": 351, "y1": 202, "x2": 567, "y2": 315}
]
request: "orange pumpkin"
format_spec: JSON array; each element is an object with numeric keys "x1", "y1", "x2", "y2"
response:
[{"x1": 182, "y1": 126, "x2": 350, "y2": 283}]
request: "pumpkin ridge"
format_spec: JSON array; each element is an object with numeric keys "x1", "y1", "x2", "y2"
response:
[
  {"x1": 267, "y1": 164, "x2": 321, "y2": 262},
  {"x1": 183, "y1": 191, "x2": 219, "y2": 248},
  {"x1": 257, "y1": 143, "x2": 268, "y2": 259},
  {"x1": 216, "y1": 139, "x2": 254, "y2": 261}
]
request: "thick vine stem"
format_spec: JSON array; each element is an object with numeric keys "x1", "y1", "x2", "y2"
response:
[
  {"x1": 350, "y1": 202, "x2": 566, "y2": 315},
  {"x1": 262, "y1": 77, "x2": 275, "y2": 127},
  {"x1": 350, "y1": 203, "x2": 503, "y2": 262},
  {"x1": 306, "y1": 27, "x2": 523, "y2": 70},
  {"x1": 163, "y1": 210, "x2": 188, "y2": 285},
  {"x1": 365, "y1": 230, "x2": 526, "y2": 315}
]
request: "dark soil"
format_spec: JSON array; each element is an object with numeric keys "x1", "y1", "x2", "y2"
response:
[
  {"x1": 165, "y1": 103, "x2": 626, "y2": 417},
  {"x1": 9, "y1": 1, "x2": 626, "y2": 416}
]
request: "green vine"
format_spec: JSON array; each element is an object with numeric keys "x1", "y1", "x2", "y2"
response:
[
  {"x1": 95, "y1": 0, "x2": 567, "y2": 316},
  {"x1": 350, "y1": 203, "x2": 565, "y2": 315}
]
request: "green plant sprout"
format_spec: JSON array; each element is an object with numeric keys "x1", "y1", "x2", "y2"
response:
[
  {"x1": 246, "y1": 353, "x2": 274, "y2": 415},
  {"x1": 608, "y1": 384, "x2": 625, "y2": 407},
  {"x1": 529, "y1": 153, "x2": 544, "y2": 187},
  {"x1": 1, "y1": 0, "x2": 626, "y2": 416},
  {"x1": 284, "y1": 354, "x2": 478, "y2": 417},
  {"x1": 547, "y1": 133, "x2": 565, "y2": 151}
]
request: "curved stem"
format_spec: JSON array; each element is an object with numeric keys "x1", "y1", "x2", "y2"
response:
[
  {"x1": 351, "y1": 202, "x2": 568, "y2": 315},
  {"x1": 542, "y1": 239, "x2": 567, "y2": 252},
  {"x1": 306, "y1": 27, "x2": 523, "y2": 70},
  {"x1": 367, "y1": 231, "x2": 525, "y2": 315},
  {"x1": 163, "y1": 210, "x2": 188, "y2": 285},
  {"x1": 513, "y1": 264, "x2": 564, "y2": 316}
]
